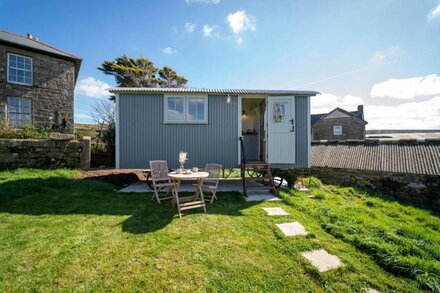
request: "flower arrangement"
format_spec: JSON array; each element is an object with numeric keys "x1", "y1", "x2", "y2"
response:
[{"x1": 178, "y1": 151, "x2": 188, "y2": 170}]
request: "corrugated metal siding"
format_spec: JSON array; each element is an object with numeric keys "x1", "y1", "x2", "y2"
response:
[
  {"x1": 311, "y1": 141, "x2": 440, "y2": 175},
  {"x1": 295, "y1": 96, "x2": 310, "y2": 167},
  {"x1": 119, "y1": 94, "x2": 239, "y2": 169}
]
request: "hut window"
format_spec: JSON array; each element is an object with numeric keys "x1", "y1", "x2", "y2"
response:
[{"x1": 164, "y1": 95, "x2": 208, "y2": 124}]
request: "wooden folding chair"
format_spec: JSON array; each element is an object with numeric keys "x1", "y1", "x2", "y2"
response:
[
  {"x1": 149, "y1": 160, "x2": 176, "y2": 204},
  {"x1": 200, "y1": 163, "x2": 222, "y2": 204}
]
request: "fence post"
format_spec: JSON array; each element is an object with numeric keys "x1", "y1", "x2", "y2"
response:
[{"x1": 80, "y1": 136, "x2": 91, "y2": 170}]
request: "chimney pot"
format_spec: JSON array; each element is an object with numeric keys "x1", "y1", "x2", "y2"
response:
[
  {"x1": 357, "y1": 105, "x2": 364, "y2": 119},
  {"x1": 27, "y1": 33, "x2": 33, "y2": 39}
]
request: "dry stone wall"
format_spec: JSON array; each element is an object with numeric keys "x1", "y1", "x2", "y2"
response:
[{"x1": 0, "y1": 137, "x2": 90, "y2": 169}]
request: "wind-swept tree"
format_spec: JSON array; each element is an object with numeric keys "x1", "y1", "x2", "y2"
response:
[
  {"x1": 98, "y1": 55, "x2": 187, "y2": 88},
  {"x1": 158, "y1": 66, "x2": 188, "y2": 88}
]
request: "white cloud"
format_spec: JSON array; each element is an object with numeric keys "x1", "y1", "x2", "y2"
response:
[
  {"x1": 185, "y1": 0, "x2": 220, "y2": 4},
  {"x1": 428, "y1": 3, "x2": 440, "y2": 19},
  {"x1": 371, "y1": 51, "x2": 386, "y2": 64},
  {"x1": 366, "y1": 97, "x2": 440, "y2": 129},
  {"x1": 75, "y1": 113, "x2": 92, "y2": 120},
  {"x1": 75, "y1": 77, "x2": 110, "y2": 98},
  {"x1": 311, "y1": 92, "x2": 364, "y2": 114},
  {"x1": 185, "y1": 22, "x2": 196, "y2": 33},
  {"x1": 162, "y1": 47, "x2": 177, "y2": 54},
  {"x1": 371, "y1": 74, "x2": 440, "y2": 99},
  {"x1": 226, "y1": 10, "x2": 256, "y2": 44},
  {"x1": 203, "y1": 24, "x2": 218, "y2": 37}
]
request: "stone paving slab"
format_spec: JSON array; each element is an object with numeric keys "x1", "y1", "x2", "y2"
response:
[
  {"x1": 263, "y1": 207, "x2": 289, "y2": 216},
  {"x1": 301, "y1": 249, "x2": 343, "y2": 272},
  {"x1": 245, "y1": 194, "x2": 281, "y2": 202},
  {"x1": 119, "y1": 182, "x2": 282, "y2": 201},
  {"x1": 276, "y1": 222, "x2": 308, "y2": 236}
]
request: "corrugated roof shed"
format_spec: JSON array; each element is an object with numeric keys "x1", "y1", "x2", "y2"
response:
[
  {"x1": 311, "y1": 140, "x2": 440, "y2": 175},
  {"x1": 109, "y1": 87, "x2": 319, "y2": 96}
]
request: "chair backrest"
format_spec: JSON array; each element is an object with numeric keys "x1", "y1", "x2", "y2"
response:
[
  {"x1": 205, "y1": 163, "x2": 222, "y2": 179},
  {"x1": 150, "y1": 160, "x2": 169, "y2": 180}
]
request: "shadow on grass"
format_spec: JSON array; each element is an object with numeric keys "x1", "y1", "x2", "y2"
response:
[{"x1": 0, "y1": 176, "x2": 257, "y2": 234}]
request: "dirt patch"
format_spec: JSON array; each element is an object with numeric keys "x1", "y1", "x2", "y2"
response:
[{"x1": 78, "y1": 169, "x2": 147, "y2": 188}]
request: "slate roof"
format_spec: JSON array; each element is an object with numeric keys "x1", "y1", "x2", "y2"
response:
[
  {"x1": 311, "y1": 140, "x2": 440, "y2": 175},
  {"x1": 109, "y1": 87, "x2": 319, "y2": 96},
  {"x1": 0, "y1": 29, "x2": 82, "y2": 81},
  {"x1": 311, "y1": 107, "x2": 365, "y2": 125}
]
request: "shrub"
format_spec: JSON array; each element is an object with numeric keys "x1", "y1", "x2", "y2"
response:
[
  {"x1": 304, "y1": 176, "x2": 323, "y2": 189},
  {"x1": 0, "y1": 121, "x2": 50, "y2": 139}
]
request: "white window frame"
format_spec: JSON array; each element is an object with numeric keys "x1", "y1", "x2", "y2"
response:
[
  {"x1": 333, "y1": 125, "x2": 342, "y2": 136},
  {"x1": 164, "y1": 94, "x2": 208, "y2": 124},
  {"x1": 7, "y1": 97, "x2": 32, "y2": 128},
  {"x1": 7, "y1": 53, "x2": 33, "y2": 86}
]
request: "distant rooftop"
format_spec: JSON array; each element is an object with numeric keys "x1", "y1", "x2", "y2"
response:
[
  {"x1": 109, "y1": 87, "x2": 319, "y2": 96},
  {"x1": 312, "y1": 139, "x2": 440, "y2": 176},
  {"x1": 311, "y1": 105, "x2": 365, "y2": 125}
]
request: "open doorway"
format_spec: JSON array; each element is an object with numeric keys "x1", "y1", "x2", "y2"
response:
[{"x1": 241, "y1": 97, "x2": 266, "y2": 162}]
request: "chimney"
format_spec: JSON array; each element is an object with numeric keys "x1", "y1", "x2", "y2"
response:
[
  {"x1": 357, "y1": 105, "x2": 364, "y2": 120},
  {"x1": 26, "y1": 33, "x2": 38, "y2": 41}
]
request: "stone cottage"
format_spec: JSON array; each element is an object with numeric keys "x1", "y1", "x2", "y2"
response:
[
  {"x1": 311, "y1": 105, "x2": 367, "y2": 140},
  {"x1": 0, "y1": 29, "x2": 82, "y2": 132}
]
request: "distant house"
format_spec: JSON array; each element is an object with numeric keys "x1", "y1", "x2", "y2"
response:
[
  {"x1": 311, "y1": 105, "x2": 367, "y2": 140},
  {"x1": 0, "y1": 29, "x2": 82, "y2": 132}
]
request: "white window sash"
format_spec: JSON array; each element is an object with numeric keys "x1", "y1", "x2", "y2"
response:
[
  {"x1": 7, "y1": 97, "x2": 32, "y2": 128},
  {"x1": 7, "y1": 53, "x2": 33, "y2": 86},
  {"x1": 164, "y1": 94, "x2": 208, "y2": 124},
  {"x1": 333, "y1": 125, "x2": 342, "y2": 135}
]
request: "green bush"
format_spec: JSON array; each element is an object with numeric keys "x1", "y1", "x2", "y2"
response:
[
  {"x1": 303, "y1": 176, "x2": 323, "y2": 189},
  {"x1": 0, "y1": 121, "x2": 50, "y2": 139}
]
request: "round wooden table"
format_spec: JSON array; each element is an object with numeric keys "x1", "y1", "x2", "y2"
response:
[{"x1": 168, "y1": 171, "x2": 209, "y2": 217}]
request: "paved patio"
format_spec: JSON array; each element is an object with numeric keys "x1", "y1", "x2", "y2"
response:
[{"x1": 119, "y1": 178, "x2": 281, "y2": 201}]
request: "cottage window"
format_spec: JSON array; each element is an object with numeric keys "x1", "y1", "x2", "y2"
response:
[
  {"x1": 7, "y1": 53, "x2": 33, "y2": 85},
  {"x1": 7, "y1": 97, "x2": 32, "y2": 128},
  {"x1": 333, "y1": 125, "x2": 342, "y2": 136},
  {"x1": 164, "y1": 95, "x2": 208, "y2": 124}
]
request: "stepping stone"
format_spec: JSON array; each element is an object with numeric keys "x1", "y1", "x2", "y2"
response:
[
  {"x1": 301, "y1": 249, "x2": 343, "y2": 272},
  {"x1": 263, "y1": 207, "x2": 289, "y2": 216},
  {"x1": 276, "y1": 222, "x2": 308, "y2": 236},
  {"x1": 365, "y1": 289, "x2": 381, "y2": 293}
]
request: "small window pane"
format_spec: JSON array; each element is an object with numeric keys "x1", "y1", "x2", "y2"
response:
[
  {"x1": 8, "y1": 97, "x2": 32, "y2": 128},
  {"x1": 333, "y1": 126, "x2": 342, "y2": 135},
  {"x1": 8, "y1": 54, "x2": 32, "y2": 85},
  {"x1": 167, "y1": 97, "x2": 184, "y2": 121},
  {"x1": 188, "y1": 98, "x2": 205, "y2": 121}
]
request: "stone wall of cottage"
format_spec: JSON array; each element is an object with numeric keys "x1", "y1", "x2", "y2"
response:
[
  {"x1": 312, "y1": 117, "x2": 365, "y2": 140},
  {"x1": 0, "y1": 44, "x2": 76, "y2": 132},
  {"x1": 0, "y1": 138, "x2": 91, "y2": 170},
  {"x1": 288, "y1": 167, "x2": 440, "y2": 210}
]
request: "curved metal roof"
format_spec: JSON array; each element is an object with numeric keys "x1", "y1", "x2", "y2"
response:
[{"x1": 109, "y1": 87, "x2": 319, "y2": 96}]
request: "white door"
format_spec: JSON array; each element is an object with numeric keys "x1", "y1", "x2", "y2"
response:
[{"x1": 266, "y1": 96, "x2": 295, "y2": 164}]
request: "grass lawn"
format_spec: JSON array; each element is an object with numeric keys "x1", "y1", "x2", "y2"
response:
[{"x1": 0, "y1": 169, "x2": 439, "y2": 292}]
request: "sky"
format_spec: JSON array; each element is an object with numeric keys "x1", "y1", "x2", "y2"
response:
[{"x1": 1, "y1": 0, "x2": 440, "y2": 129}]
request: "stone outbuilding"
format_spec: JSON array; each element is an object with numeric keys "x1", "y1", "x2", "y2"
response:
[
  {"x1": 0, "y1": 29, "x2": 82, "y2": 132},
  {"x1": 311, "y1": 105, "x2": 367, "y2": 140}
]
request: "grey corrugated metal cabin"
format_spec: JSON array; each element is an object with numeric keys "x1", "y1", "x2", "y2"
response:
[{"x1": 110, "y1": 88, "x2": 319, "y2": 170}]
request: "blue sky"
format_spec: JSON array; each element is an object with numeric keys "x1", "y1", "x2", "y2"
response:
[{"x1": 1, "y1": 0, "x2": 440, "y2": 129}]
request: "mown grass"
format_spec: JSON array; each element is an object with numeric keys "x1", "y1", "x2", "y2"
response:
[{"x1": 0, "y1": 169, "x2": 437, "y2": 292}]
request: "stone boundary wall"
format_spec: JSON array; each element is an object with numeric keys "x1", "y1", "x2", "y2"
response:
[
  {"x1": 290, "y1": 167, "x2": 440, "y2": 209},
  {"x1": 0, "y1": 137, "x2": 91, "y2": 170}
]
